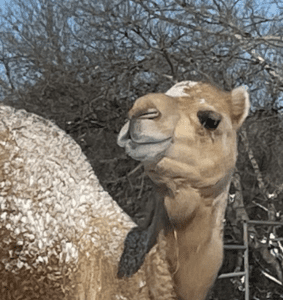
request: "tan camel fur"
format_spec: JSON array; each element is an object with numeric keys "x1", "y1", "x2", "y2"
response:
[
  {"x1": 0, "y1": 81, "x2": 248, "y2": 300},
  {"x1": 0, "y1": 105, "x2": 176, "y2": 300},
  {"x1": 117, "y1": 81, "x2": 250, "y2": 300}
]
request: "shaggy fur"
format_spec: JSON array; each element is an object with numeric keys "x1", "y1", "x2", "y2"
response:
[
  {"x1": 118, "y1": 188, "x2": 172, "y2": 278},
  {"x1": 0, "y1": 105, "x2": 176, "y2": 300}
]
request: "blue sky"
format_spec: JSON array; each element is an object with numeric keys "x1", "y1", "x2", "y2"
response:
[{"x1": 0, "y1": 0, "x2": 7, "y2": 11}]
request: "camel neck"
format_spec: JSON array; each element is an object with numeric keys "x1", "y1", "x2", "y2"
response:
[
  {"x1": 164, "y1": 183, "x2": 231, "y2": 294},
  {"x1": 163, "y1": 171, "x2": 232, "y2": 230}
]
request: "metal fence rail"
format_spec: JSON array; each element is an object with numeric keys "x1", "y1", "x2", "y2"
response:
[{"x1": 218, "y1": 220, "x2": 283, "y2": 300}]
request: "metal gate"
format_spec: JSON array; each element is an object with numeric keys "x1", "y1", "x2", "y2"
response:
[{"x1": 218, "y1": 220, "x2": 283, "y2": 300}]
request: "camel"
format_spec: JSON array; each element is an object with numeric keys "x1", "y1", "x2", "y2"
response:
[
  {"x1": 117, "y1": 81, "x2": 250, "y2": 300},
  {"x1": 0, "y1": 105, "x2": 176, "y2": 300},
  {"x1": 0, "y1": 81, "x2": 249, "y2": 300}
]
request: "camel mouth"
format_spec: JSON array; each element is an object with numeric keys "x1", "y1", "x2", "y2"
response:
[
  {"x1": 117, "y1": 121, "x2": 173, "y2": 162},
  {"x1": 129, "y1": 136, "x2": 172, "y2": 145},
  {"x1": 124, "y1": 136, "x2": 172, "y2": 162},
  {"x1": 117, "y1": 120, "x2": 172, "y2": 146}
]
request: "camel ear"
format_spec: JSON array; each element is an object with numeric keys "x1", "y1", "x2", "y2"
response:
[{"x1": 230, "y1": 86, "x2": 250, "y2": 129}]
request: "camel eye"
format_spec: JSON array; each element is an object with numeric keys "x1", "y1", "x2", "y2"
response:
[{"x1": 197, "y1": 111, "x2": 221, "y2": 130}]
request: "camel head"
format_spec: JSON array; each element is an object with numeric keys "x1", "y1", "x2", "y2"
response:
[{"x1": 118, "y1": 81, "x2": 249, "y2": 191}]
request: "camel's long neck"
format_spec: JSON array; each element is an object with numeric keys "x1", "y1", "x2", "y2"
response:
[
  {"x1": 164, "y1": 171, "x2": 232, "y2": 233},
  {"x1": 164, "y1": 183, "x2": 229, "y2": 250},
  {"x1": 163, "y1": 174, "x2": 232, "y2": 300}
]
